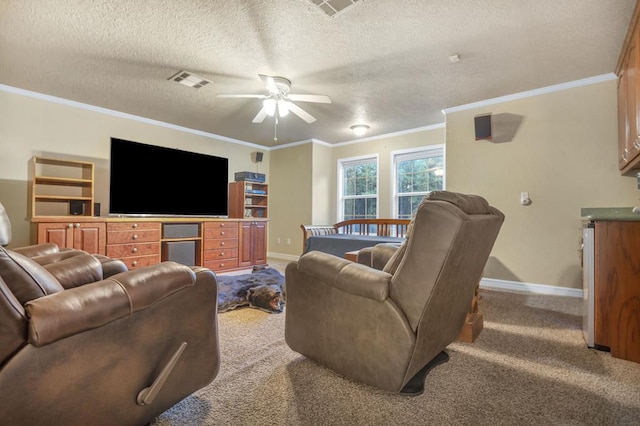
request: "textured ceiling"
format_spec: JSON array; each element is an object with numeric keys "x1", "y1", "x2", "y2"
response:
[{"x1": 0, "y1": 0, "x2": 635, "y2": 147}]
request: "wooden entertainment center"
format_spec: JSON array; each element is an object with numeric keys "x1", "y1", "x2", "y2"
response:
[
  {"x1": 28, "y1": 155, "x2": 268, "y2": 272},
  {"x1": 31, "y1": 216, "x2": 267, "y2": 272}
]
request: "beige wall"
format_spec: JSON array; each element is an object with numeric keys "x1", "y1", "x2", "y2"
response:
[
  {"x1": 0, "y1": 89, "x2": 266, "y2": 247},
  {"x1": 446, "y1": 79, "x2": 638, "y2": 289},
  {"x1": 268, "y1": 143, "x2": 313, "y2": 255},
  {"x1": 311, "y1": 142, "x2": 334, "y2": 225}
]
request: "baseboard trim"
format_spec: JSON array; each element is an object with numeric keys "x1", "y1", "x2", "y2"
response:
[
  {"x1": 480, "y1": 278, "x2": 582, "y2": 298},
  {"x1": 265, "y1": 253, "x2": 583, "y2": 298}
]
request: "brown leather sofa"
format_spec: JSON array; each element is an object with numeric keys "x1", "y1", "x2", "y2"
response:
[
  {"x1": 0, "y1": 242, "x2": 220, "y2": 424},
  {"x1": 285, "y1": 191, "x2": 504, "y2": 394}
]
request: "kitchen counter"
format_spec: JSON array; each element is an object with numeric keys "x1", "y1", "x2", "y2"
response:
[{"x1": 581, "y1": 207, "x2": 640, "y2": 221}]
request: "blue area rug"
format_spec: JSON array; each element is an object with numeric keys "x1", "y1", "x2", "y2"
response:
[{"x1": 216, "y1": 267, "x2": 285, "y2": 313}]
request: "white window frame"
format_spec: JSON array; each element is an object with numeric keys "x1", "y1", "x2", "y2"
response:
[
  {"x1": 391, "y1": 145, "x2": 445, "y2": 218},
  {"x1": 337, "y1": 154, "x2": 379, "y2": 222}
]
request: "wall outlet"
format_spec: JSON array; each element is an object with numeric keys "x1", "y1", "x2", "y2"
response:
[{"x1": 286, "y1": 238, "x2": 291, "y2": 245}]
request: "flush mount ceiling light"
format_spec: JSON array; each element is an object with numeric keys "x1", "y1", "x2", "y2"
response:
[
  {"x1": 351, "y1": 124, "x2": 369, "y2": 136},
  {"x1": 168, "y1": 70, "x2": 210, "y2": 89}
]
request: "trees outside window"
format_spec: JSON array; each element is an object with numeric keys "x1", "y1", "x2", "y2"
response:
[
  {"x1": 393, "y1": 146, "x2": 444, "y2": 219},
  {"x1": 338, "y1": 156, "x2": 378, "y2": 229}
]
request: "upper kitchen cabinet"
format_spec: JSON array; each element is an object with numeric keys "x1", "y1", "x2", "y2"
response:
[{"x1": 618, "y1": 1, "x2": 640, "y2": 175}]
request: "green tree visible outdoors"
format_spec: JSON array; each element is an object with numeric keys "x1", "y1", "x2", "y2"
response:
[
  {"x1": 396, "y1": 156, "x2": 443, "y2": 219},
  {"x1": 343, "y1": 162, "x2": 377, "y2": 221}
]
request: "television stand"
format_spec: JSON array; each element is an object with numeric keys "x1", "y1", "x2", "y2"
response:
[{"x1": 30, "y1": 216, "x2": 268, "y2": 273}]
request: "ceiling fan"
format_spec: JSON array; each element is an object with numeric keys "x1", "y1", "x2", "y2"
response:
[{"x1": 217, "y1": 74, "x2": 331, "y2": 124}]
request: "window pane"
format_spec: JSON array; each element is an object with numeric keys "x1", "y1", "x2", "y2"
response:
[
  {"x1": 394, "y1": 148, "x2": 444, "y2": 218},
  {"x1": 344, "y1": 198, "x2": 355, "y2": 218},
  {"x1": 340, "y1": 158, "x2": 378, "y2": 220}
]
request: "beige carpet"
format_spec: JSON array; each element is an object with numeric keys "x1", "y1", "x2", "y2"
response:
[{"x1": 152, "y1": 285, "x2": 640, "y2": 425}]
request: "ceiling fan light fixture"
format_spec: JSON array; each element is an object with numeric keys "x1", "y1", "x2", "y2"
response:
[
  {"x1": 263, "y1": 99, "x2": 276, "y2": 116},
  {"x1": 277, "y1": 100, "x2": 290, "y2": 117},
  {"x1": 351, "y1": 124, "x2": 369, "y2": 136}
]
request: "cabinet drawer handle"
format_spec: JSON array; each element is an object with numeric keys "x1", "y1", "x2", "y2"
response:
[
  {"x1": 220, "y1": 252, "x2": 225, "y2": 257},
  {"x1": 132, "y1": 247, "x2": 138, "y2": 253},
  {"x1": 67, "y1": 223, "x2": 73, "y2": 228},
  {"x1": 132, "y1": 234, "x2": 138, "y2": 240},
  {"x1": 221, "y1": 231, "x2": 225, "y2": 236},
  {"x1": 75, "y1": 223, "x2": 80, "y2": 228},
  {"x1": 132, "y1": 223, "x2": 138, "y2": 229},
  {"x1": 220, "y1": 263, "x2": 224, "y2": 268},
  {"x1": 220, "y1": 241, "x2": 225, "y2": 246},
  {"x1": 132, "y1": 261, "x2": 138, "y2": 267}
]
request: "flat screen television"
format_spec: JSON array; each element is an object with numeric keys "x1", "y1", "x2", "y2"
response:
[{"x1": 109, "y1": 138, "x2": 229, "y2": 217}]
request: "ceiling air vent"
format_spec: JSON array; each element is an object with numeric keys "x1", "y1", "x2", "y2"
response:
[
  {"x1": 168, "y1": 71, "x2": 210, "y2": 89},
  {"x1": 307, "y1": 0, "x2": 362, "y2": 18}
]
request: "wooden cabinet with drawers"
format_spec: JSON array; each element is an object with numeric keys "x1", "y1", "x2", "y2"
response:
[
  {"x1": 202, "y1": 221, "x2": 239, "y2": 272},
  {"x1": 106, "y1": 222, "x2": 161, "y2": 270},
  {"x1": 32, "y1": 217, "x2": 266, "y2": 272}
]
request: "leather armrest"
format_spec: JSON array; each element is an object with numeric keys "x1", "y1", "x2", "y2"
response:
[
  {"x1": 25, "y1": 262, "x2": 197, "y2": 346},
  {"x1": 43, "y1": 254, "x2": 103, "y2": 289},
  {"x1": 371, "y1": 243, "x2": 401, "y2": 270},
  {"x1": 31, "y1": 250, "x2": 88, "y2": 265},
  {"x1": 356, "y1": 247, "x2": 373, "y2": 266},
  {"x1": 94, "y1": 254, "x2": 128, "y2": 278},
  {"x1": 12, "y1": 243, "x2": 59, "y2": 258},
  {"x1": 298, "y1": 251, "x2": 391, "y2": 301}
]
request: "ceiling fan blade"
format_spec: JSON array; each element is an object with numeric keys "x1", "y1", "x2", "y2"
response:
[
  {"x1": 287, "y1": 94, "x2": 332, "y2": 104},
  {"x1": 217, "y1": 94, "x2": 266, "y2": 99},
  {"x1": 288, "y1": 102, "x2": 316, "y2": 123},
  {"x1": 259, "y1": 74, "x2": 279, "y2": 94},
  {"x1": 252, "y1": 107, "x2": 268, "y2": 123}
]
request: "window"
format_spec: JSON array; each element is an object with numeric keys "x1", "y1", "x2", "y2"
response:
[
  {"x1": 338, "y1": 155, "x2": 378, "y2": 223},
  {"x1": 393, "y1": 146, "x2": 444, "y2": 219}
]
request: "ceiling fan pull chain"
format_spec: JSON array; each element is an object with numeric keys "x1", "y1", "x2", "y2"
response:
[{"x1": 274, "y1": 117, "x2": 279, "y2": 142}]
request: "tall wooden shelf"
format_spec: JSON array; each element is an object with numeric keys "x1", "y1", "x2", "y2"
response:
[
  {"x1": 228, "y1": 181, "x2": 268, "y2": 219},
  {"x1": 28, "y1": 156, "x2": 95, "y2": 217}
]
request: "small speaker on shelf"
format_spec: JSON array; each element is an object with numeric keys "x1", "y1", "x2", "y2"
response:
[
  {"x1": 69, "y1": 200, "x2": 84, "y2": 215},
  {"x1": 474, "y1": 114, "x2": 492, "y2": 141},
  {"x1": 94, "y1": 202, "x2": 101, "y2": 217}
]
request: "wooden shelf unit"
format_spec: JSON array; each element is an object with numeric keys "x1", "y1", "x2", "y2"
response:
[
  {"x1": 228, "y1": 181, "x2": 268, "y2": 219},
  {"x1": 28, "y1": 156, "x2": 95, "y2": 217}
]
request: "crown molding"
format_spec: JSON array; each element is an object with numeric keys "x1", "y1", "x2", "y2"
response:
[{"x1": 442, "y1": 73, "x2": 617, "y2": 115}]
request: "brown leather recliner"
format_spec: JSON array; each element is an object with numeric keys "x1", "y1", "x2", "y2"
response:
[
  {"x1": 0, "y1": 201, "x2": 127, "y2": 277},
  {"x1": 285, "y1": 191, "x2": 504, "y2": 394},
  {"x1": 0, "y1": 245, "x2": 220, "y2": 425}
]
